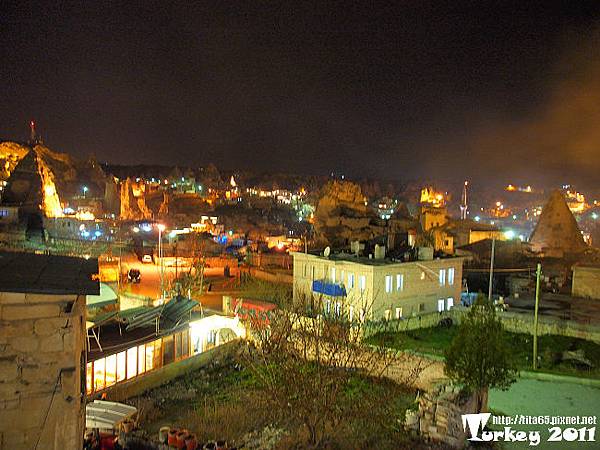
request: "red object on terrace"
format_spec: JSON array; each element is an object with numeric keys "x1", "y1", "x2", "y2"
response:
[{"x1": 233, "y1": 298, "x2": 277, "y2": 327}]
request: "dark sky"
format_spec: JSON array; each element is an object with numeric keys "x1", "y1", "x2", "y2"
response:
[{"x1": 1, "y1": 1, "x2": 600, "y2": 187}]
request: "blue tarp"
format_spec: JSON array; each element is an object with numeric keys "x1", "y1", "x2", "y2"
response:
[{"x1": 312, "y1": 280, "x2": 347, "y2": 297}]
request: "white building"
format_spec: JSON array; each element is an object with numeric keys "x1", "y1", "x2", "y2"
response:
[{"x1": 292, "y1": 251, "x2": 464, "y2": 321}]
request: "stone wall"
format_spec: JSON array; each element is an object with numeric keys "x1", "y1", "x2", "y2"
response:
[
  {"x1": 572, "y1": 266, "x2": 600, "y2": 300},
  {"x1": 365, "y1": 306, "x2": 600, "y2": 343},
  {"x1": 0, "y1": 291, "x2": 86, "y2": 450},
  {"x1": 404, "y1": 382, "x2": 477, "y2": 448}
]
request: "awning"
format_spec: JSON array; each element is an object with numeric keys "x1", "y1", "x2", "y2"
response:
[
  {"x1": 86, "y1": 283, "x2": 118, "y2": 309},
  {"x1": 86, "y1": 400, "x2": 137, "y2": 429}
]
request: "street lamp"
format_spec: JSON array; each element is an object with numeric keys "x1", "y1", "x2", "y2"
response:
[
  {"x1": 82, "y1": 185, "x2": 89, "y2": 198},
  {"x1": 157, "y1": 224, "x2": 166, "y2": 299}
]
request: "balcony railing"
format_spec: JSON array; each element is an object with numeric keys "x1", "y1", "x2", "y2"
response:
[{"x1": 312, "y1": 279, "x2": 347, "y2": 297}]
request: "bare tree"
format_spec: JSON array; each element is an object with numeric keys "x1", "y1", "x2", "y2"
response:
[{"x1": 244, "y1": 292, "x2": 424, "y2": 448}]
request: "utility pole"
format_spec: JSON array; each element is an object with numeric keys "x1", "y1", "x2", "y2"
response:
[
  {"x1": 157, "y1": 224, "x2": 165, "y2": 300},
  {"x1": 488, "y1": 237, "x2": 495, "y2": 301},
  {"x1": 533, "y1": 263, "x2": 542, "y2": 370}
]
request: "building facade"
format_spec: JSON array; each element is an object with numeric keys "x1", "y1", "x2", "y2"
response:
[
  {"x1": 292, "y1": 251, "x2": 463, "y2": 321},
  {"x1": 572, "y1": 265, "x2": 600, "y2": 300},
  {"x1": 0, "y1": 252, "x2": 99, "y2": 450}
]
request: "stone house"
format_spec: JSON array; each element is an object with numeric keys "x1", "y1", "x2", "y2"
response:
[{"x1": 0, "y1": 252, "x2": 99, "y2": 450}]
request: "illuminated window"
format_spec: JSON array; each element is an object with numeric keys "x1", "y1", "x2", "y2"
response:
[
  {"x1": 86, "y1": 362, "x2": 93, "y2": 394},
  {"x1": 145, "y1": 343, "x2": 155, "y2": 371},
  {"x1": 420, "y1": 271, "x2": 425, "y2": 280},
  {"x1": 385, "y1": 275, "x2": 392, "y2": 293},
  {"x1": 437, "y1": 299, "x2": 445, "y2": 312},
  {"x1": 395, "y1": 307, "x2": 403, "y2": 319},
  {"x1": 182, "y1": 331, "x2": 189, "y2": 358},
  {"x1": 138, "y1": 344, "x2": 146, "y2": 374},
  {"x1": 153, "y1": 339, "x2": 163, "y2": 369},
  {"x1": 384, "y1": 309, "x2": 391, "y2": 320},
  {"x1": 349, "y1": 306, "x2": 354, "y2": 321},
  {"x1": 359, "y1": 275, "x2": 366, "y2": 292},
  {"x1": 207, "y1": 330, "x2": 217, "y2": 345},
  {"x1": 447, "y1": 298, "x2": 454, "y2": 310},
  {"x1": 448, "y1": 268, "x2": 455, "y2": 285},
  {"x1": 127, "y1": 347, "x2": 137, "y2": 380},
  {"x1": 175, "y1": 332, "x2": 182, "y2": 360},
  {"x1": 163, "y1": 336, "x2": 175, "y2": 365},
  {"x1": 330, "y1": 267, "x2": 336, "y2": 282},
  {"x1": 93, "y1": 358, "x2": 105, "y2": 391},
  {"x1": 105, "y1": 354, "x2": 117, "y2": 387},
  {"x1": 348, "y1": 273, "x2": 355, "y2": 289},
  {"x1": 116, "y1": 351, "x2": 126, "y2": 383},
  {"x1": 439, "y1": 269, "x2": 446, "y2": 286},
  {"x1": 396, "y1": 274, "x2": 404, "y2": 291},
  {"x1": 334, "y1": 301, "x2": 341, "y2": 317}
]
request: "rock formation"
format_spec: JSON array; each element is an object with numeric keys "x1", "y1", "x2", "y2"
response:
[
  {"x1": 314, "y1": 180, "x2": 384, "y2": 247},
  {"x1": 529, "y1": 190, "x2": 587, "y2": 256}
]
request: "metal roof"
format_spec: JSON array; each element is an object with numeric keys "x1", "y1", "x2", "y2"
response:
[
  {"x1": 0, "y1": 251, "x2": 99, "y2": 295},
  {"x1": 124, "y1": 295, "x2": 198, "y2": 331}
]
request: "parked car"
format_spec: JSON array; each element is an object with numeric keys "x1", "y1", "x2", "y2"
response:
[
  {"x1": 141, "y1": 254, "x2": 153, "y2": 264},
  {"x1": 127, "y1": 268, "x2": 141, "y2": 283}
]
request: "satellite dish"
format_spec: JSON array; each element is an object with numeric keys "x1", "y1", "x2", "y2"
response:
[{"x1": 324, "y1": 246, "x2": 331, "y2": 258}]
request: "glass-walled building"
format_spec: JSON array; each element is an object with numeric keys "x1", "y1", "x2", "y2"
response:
[{"x1": 86, "y1": 313, "x2": 247, "y2": 395}]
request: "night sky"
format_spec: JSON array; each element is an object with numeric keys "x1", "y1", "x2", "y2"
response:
[{"x1": 2, "y1": 1, "x2": 600, "y2": 187}]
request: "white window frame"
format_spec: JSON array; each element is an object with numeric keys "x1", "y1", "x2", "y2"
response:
[
  {"x1": 448, "y1": 267, "x2": 455, "y2": 285},
  {"x1": 439, "y1": 269, "x2": 446, "y2": 286},
  {"x1": 334, "y1": 301, "x2": 342, "y2": 317},
  {"x1": 384, "y1": 309, "x2": 391, "y2": 320},
  {"x1": 348, "y1": 273, "x2": 355, "y2": 289},
  {"x1": 385, "y1": 275, "x2": 393, "y2": 293},
  {"x1": 396, "y1": 274, "x2": 404, "y2": 292},
  {"x1": 359, "y1": 275, "x2": 366, "y2": 292},
  {"x1": 447, "y1": 297, "x2": 454, "y2": 310},
  {"x1": 349, "y1": 305, "x2": 354, "y2": 322},
  {"x1": 395, "y1": 307, "x2": 403, "y2": 319},
  {"x1": 331, "y1": 267, "x2": 336, "y2": 282},
  {"x1": 437, "y1": 299, "x2": 445, "y2": 312}
]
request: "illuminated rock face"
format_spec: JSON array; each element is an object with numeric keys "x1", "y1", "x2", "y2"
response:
[
  {"x1": 314, "y1": 180, "x2": 383, "y2": 246},
  {"x1": 37, "y1": 155, "x2": 63, "y2": 218},
  {"x1": 0, "y1": 146, "x2": 64, "y2": 218},
  {"x1": 119, "y1": 177, "x2": 152, "y2": 220},
  {"x1": 529, "y1": 190, "x2": 587, "y2": 256}
]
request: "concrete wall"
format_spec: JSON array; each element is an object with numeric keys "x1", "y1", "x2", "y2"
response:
[
  {"x1": 0, "y1": 292, "x2": 86, "y2": 450},
  {"x1": 247, "y1": 267, "x2": 293, "y2": 285},
  {"x1": 572, "y1": 266, "x2": 600, "y2": 300}
]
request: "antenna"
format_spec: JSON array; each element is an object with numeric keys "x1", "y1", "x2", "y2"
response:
[
  {"x1": 324, "y1": 246, "x2": 331, "y2": 258},
  {"x1": 30, "y1": 120, "x2": 36, "y2": 143},
  {"x1": 460, "y1": 180, "x2": 469, "y2": 220}
]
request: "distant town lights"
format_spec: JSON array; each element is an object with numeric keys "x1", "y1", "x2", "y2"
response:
[
  {"x1": 592, "y1": 213, "x2": 598, "y2": 220},
  {"x1": 474, "y1": 216, "x2": 481, "y2": 222},
  {"x1": 504, "y1": 230, "x2": 515, "y2": 240}
]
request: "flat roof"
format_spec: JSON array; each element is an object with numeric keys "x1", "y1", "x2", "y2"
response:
[
  {"x1": 292, "y1": 251, "x2": 463, "y2": 266},
  {"x1": 0, "y1": 251, "x2": 100, "y2": 295}
]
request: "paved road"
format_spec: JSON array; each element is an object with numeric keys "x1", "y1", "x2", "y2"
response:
[
  {"x1": 489, "y1": 378, "x2": 600, "y2": 449},
  {"x1": 118, "y1": 255, "x2": 232, "y2": 310}
]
